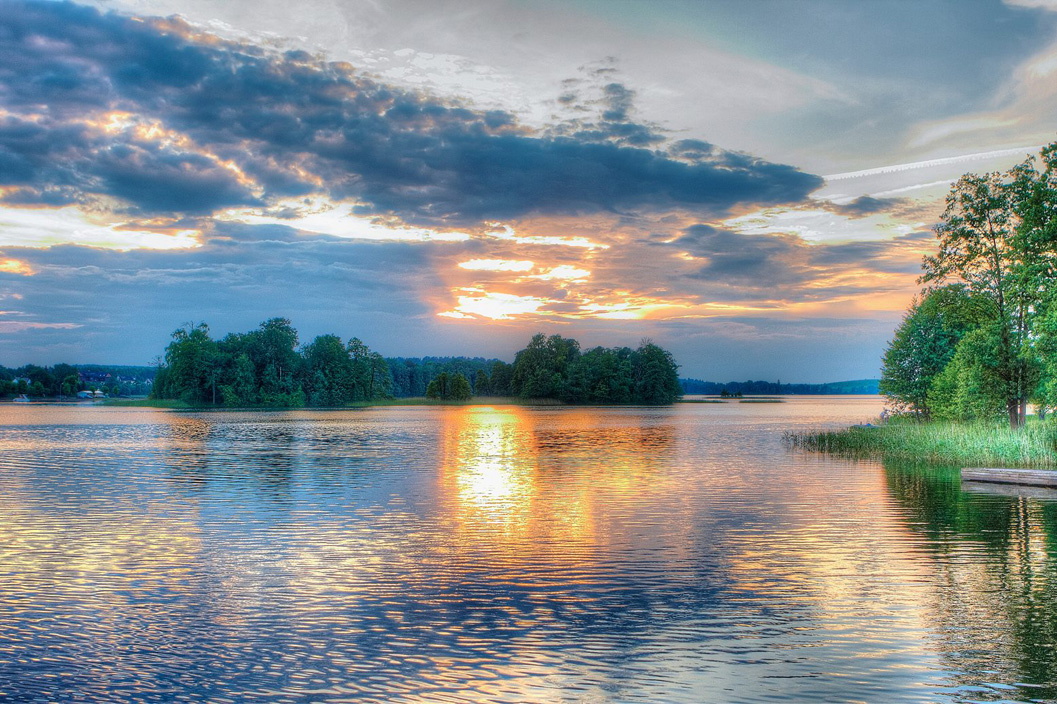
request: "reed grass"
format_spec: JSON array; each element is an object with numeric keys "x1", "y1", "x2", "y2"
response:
[{"x1": 786, "y1": 419, "x2": 1057, "y2": 468}]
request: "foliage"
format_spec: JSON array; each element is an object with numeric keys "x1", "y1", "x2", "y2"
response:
[
  {"x1": 926, "y1": 327, "x2": 1007, "y2": 422},
  {"x1": 509, "y1": 333, "x2": 681, "y2": 405},
  {"x1": 511, "y1": 333, "x2": 581, "y2": 399},
  {"x1": 153, "y1": 319, "x2": 388, "y2": 407},
  {"x1": 0, "y1": 362, "x2": 155, "y2": 398},
  {"x1": 879, "y1": 285, "x2": 977, "y2": 417},
  {"x1": 146, "y1": 323, "x2": 682, "y2": 407},
  {"x1": 387, "y1": 356, "x2": 497, "y2": 397},
  {"x1": 425, "y1": 372, "x2": 473, "y2": 401}
]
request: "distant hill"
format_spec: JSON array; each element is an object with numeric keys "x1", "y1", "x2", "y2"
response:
[{"x1": 680, "y1": 378, "x2": 879, "y2": 395}]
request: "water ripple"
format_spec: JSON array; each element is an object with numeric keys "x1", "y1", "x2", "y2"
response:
[{"x1": 1, "y1": 400, "x2": 1056, "y2": 702}]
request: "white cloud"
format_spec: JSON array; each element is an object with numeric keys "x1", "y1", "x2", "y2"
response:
[
  {"x1": 0, "y1": 206, "x2": 200, "y2": 251},
  {"x1": 218, "y1": 199, "x2": 470, "y2": 242},
  {"x1": 724, "y1": 208, "x2": 922, "y2": 244}
]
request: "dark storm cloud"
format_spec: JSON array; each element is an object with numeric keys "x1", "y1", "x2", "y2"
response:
[
  {"x1": 0, "y1": 112, "x2": 259, "y2": 213},
  {"x1": 0, "y1": 0, "x2": 821, "y2": 222},
  {"x1": 95, "y1": 141, "x2": 262, "y2": 214}
]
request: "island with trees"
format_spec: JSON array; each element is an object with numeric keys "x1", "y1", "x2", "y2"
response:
[
  {"x1": 144, "y1": 322, "x2": 682, "y2": 407},
  {"x1": 792, "y1": 141, "x2": 1057, "y2": 467}
]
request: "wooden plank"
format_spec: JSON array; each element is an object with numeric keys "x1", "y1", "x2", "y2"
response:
[
  {"x1": 962, "y1": 467, "x2": 1057, "y2": 488},
  {"x1": 962, "y1": 482, "x2": 1057, "y2": 500}
]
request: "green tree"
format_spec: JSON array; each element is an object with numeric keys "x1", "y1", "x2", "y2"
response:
[
  {"x1": 922, "y1": 165, "x2": 1048, "y2": 427},
  {"x1": 161, "y1": 323, "x2": 218, "y2": 403},
  {"x1": 927, "y1": 328, "x2": 1007, "y2": 422},
  {"x1": 633, "y1": 339, "x2": 682, "y2": 405},
  {"x1": 448, "y1": 372, "x2": 472, "y2": 401},
  {"x1": 250, "y1": 318, "x2": 302, "y2": 404},
  {"x1": 473, "y1": 369, "x2": 489, "y2": 396},
  {"x1": 565, "y1": 347, "x2": 632, "y2": 404},
  {"x1": 426, "y1": 372, "x2": 449, "y2": 399},
  {"x1": 879, "y1": 285, "x2": 977, "y2": 417},
  {"x1": 488, "y1": 361, "x2": 513, "y2": 396},
  {"x1": 220, "y1": 352, "x2": 257, "y2": 406},
  {"x1": 425, "y1": 372, "x2": 472, "y2": 401},
  {"x1": 303, "y1": 334, "x2": 356, "y2": 406},
  {"x1": 510, "y1": 333, "x2": 580, "y2": 399},
  {"x1": 61, "y1": 374, "x2": 79, "y2": 398}
]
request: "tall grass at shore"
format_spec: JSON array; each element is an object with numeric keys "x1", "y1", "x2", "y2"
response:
[
  {"x1": 103, "y1": 398, "x2": 192, "y2": 408},
  {"x1": 786, "y1": 418, "x2": 1057, "y2": 468}
]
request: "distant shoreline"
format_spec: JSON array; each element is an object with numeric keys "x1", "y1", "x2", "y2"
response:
[{"x1": 3, "y1": 392, "x2": 882, "y2": 410}]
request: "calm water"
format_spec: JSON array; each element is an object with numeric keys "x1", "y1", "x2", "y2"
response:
[{"x1": 2, "y1": 397, "x2": 1057, "y2": 703}]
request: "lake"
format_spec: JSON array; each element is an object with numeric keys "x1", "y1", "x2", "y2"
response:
[{"x1": 2, "y1": 397, "x2": 1057, "y2": 703}]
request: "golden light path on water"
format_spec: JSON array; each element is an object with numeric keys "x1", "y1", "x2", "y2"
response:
[{"x1": 2, "y1": 400, "x2": 1057, "y2": 702}]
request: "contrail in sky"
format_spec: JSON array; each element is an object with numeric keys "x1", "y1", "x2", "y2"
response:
[{"x1": 824, "y1": 146, "x2": 1044, "y2": 181}]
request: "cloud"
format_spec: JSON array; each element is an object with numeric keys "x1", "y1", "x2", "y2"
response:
[
  {"x1": 0, "y1": 234, "x2": 451, "y2": 362},
  {"x1": 0, "y1": 0, "x2": 821, "y2": 225},
  {"x1": 662, "y1": 223, "x2": 930, "y2": 303}
]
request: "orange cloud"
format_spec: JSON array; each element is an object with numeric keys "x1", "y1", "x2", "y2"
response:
[{"x1": 0, "y1": 259, "x2": 34, "y2": 276}]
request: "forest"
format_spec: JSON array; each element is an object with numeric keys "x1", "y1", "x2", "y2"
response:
[{"x1": 148, "y1": 321, "x2": 683, "y2": 406}]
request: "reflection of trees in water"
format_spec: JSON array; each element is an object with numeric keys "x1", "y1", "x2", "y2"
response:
[
  {"x1": 161, "y1": 414, "x2": 377, "y2": 496},
  {"x1": 884, "y1": 463, "x2": 1057, "y2": 697},
  {"x1": 534, "y1": 424, "x2": 675, "y2": 454},
  {"x1": 530, "y1": 411, "x2": 676, "y2": 480}
]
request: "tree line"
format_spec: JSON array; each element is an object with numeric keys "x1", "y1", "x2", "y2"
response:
[
  {"x1": 0, "y1": 363, "x2": 154, "y2": 398},
  {"x1": 151, "y1": 321, "x2": 683, "y2": 406},
  {"x1": 680, "y1": 379, "x2": 880, "y2": 395},
  {"x1": 880, "y1": 142, "x2": 1057, "y2": 428}
]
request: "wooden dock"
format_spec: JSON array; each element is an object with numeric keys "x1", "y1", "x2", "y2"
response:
[{"x1": 961, "y1": 467, "x2": 1057, "y2": 488}]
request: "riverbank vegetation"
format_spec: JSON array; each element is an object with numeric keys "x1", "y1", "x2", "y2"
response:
[
  {"x1": 787, "y1": 419, "x2": 1057, "y2": 468},
  {"x1": 150, "y1": 321, "x2": 682, "y2": 407}
]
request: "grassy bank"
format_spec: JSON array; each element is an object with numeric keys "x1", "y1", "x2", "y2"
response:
[
  {"x1": 786, "y1": 419, "x2": 1057, "y2": 468},
  {"x1": 103, "y1": 398, "x2": 193, "y2": 408}
]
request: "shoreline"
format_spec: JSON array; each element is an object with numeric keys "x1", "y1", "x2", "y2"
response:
[{"x1": 98, "y1": 397, "x2": 693, "y2": 410}]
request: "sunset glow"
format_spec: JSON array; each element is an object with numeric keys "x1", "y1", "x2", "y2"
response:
[{"x1": 442, "y1": 289, "x2": 552, "y2": 320}]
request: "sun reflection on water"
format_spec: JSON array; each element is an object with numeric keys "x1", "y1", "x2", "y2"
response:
[{"x1": 446, "y1": 406, "x2": 532, "y2": 519}]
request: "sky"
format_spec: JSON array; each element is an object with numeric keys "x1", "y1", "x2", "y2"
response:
[{"x1": 1, "y1": 0, "x2": 1056, "y2": 380}]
